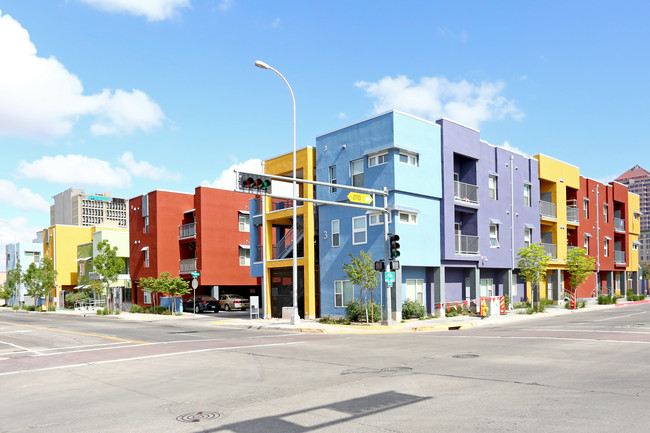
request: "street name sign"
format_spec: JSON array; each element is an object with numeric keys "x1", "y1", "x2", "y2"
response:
[
  {"x1": 347, "y1": 192, "x2": 373, "y2": 204},
  {"x1": 190, "y1": 271, "x2": 200, "y2": 278}
]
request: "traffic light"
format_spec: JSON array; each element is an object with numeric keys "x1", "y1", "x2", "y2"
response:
[
  {"x1": 389, "y1": 233, "x2": 400, "y2": 259},
  {"x1": 238, "y1": 172, "x2": 272, "y2": 193},
  {"x1": 374, "y1": 260, "x2": 385, "y2": 271}
]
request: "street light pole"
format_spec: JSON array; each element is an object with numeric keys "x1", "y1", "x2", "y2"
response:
[{"x1": 255, "y1": 60, "x2": 300, "y2": 325}]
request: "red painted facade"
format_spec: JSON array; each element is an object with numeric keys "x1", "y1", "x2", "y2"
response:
[
  {"x1": 129, "y1": 187, "x2": 260, "y2": 307},
  {"x1": 569, "y1": 177, "x2": 629, "y2": 298}
]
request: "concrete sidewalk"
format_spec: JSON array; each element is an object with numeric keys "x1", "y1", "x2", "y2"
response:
[{"x1": 9, "y1": 300, "x2": 646, "y2": 334}]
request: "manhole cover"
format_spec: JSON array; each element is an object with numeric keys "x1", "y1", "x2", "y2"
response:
[
  {"x1": 380, "y1": 367, "x2": 413, "y2": 373},
  {"x1": 452, "y1": 353, "x2": 479, "y2": 359},
  {"x1": 176, "y1": 412, "x2": 221, "y2": 423}
]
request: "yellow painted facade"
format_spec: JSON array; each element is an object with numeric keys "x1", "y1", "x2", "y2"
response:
[
  {"x1": 262, "y1": 147, "x2": 318, "y2": 319},
  {"x1": 627, "y1": 192, "x2": 641, "y2": 273},
  {"x1": 533, "y1": 154, "x2": 580, "y2": 300},
  {"x1": 43, "y1": 225, "x2": 129, "y2": 302}
]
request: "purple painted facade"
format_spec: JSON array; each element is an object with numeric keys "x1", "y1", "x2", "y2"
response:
[{"x1": 437, "y1": 118, "x2": 541, "y2": 302}]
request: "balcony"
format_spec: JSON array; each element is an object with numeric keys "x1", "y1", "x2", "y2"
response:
[
  {"x1": 615, "y1": 250, "x2": 626, "y2": 265},
  {"x1": 179, "y1": 258, "x2": 197, "y2": 273},
  {"x1": 454, "y1": 181, "x2": 479, "y2": 205},
  {"x1": 540, "y1": 201, "x2": 557, "y2": 219},
  {"x1": 566, "y1": 207, "x2": 579, "y2": 224},
  {"x1": 614, "y1": 217, "x2": 625, "y2": 232},
  {"x1": 541, "y1": 243, "x2": 557, "y2": 260},
  {"x1": 455, "y1": 234, "x2": 479, "y2": 255},
  {"x1": 179, "y1": 222, "x2": 196, "y2": 239}
]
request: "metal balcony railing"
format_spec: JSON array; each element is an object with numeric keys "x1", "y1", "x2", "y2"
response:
[
  {"x1": 614, "y1": 217, "x2": 625, "y2": 232},
  {"x1": 179, "y1": 258, "x2": 197, "y2": 273},
  {"x1": 179, "y1": 222, "x2": 196, "y2": 239},
  {"x1": 540, "y1": 201, "x2": 557, "y2": 219},
  {"x1": 455, "y1": 234, "x2": 479, "y2": 255},
  {"x1": 615, "y1": 250, "x2": 626, "y2": 264},
  {"x1": 541, "y1": 243, "x2": 557, "y2": 259},
  {"x1": 566, "y1": 207, "x2": 579, "y2": 224},
  {"x1": 454, "y1": 181, "x2": 479, "y2": 204}
]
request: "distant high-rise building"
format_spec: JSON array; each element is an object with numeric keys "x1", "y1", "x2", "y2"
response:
[
  {"x1": 616, "y1": 165, "x2": 650, "y2": 264},
  {"x1": 50, "y1": 188, "x2": 129, "y2": 228}
]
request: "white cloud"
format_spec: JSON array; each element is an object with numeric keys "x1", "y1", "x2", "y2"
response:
[
  {"x1": 0, "y1": 180, "x2": 50, "y2": 211},
  {"x1": 218, "y1": 0, "x2": 234, "y2": 12},
  {"x1": 77, "y1": 0, "x2": 190, "y2": 21},
  {"x1": 202, "y1": 159, "x2": 264, "y2": 190},
  {"x1": 355, "y1": 75, "x2": 523, "y2": 129},
  {"x1": 498, "y1": 141, "x2": 530, "y2": 157},
  {"x1": 119, "y1": 151, "x2": 181, "y2": 181},
  {"x1": 17, "y1": 155, "x2": 131, "y2": 189},
  {"x1": 0, "y1": 10, "x2": 165, "y2": 141}
]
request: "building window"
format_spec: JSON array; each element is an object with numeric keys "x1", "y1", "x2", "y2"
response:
[
  {"x1": 480, "y1": 278, "x2": 494, "y2": 297},
  {"x1": 143, "y1": 290, "x2": 152, "y2": 305},
  {"x1": 350, "y1": 159, "x2": 364, "y2": 187},
  {"x1": 329, "y1": 166, "x2": 337, "y2": 192},
  {"x1": 331, "y1": 220, "x2": 340, "y2": 247},
  {"x1": 523, "y1": 184, "x2": 531, "y2": 207},
  {"x1": 239, "y1": 247, "x2": 250, "y2": 266},
  {"x1": 352, "y1": 216, "x2": 367, "y2": 245},
  {"x1": 488, "y1": 174, "x2": 498, "y2": 200},
  {"x1": 583, "y1": 199, "x2": 589, "y2": 219},
  {"x1": 489, "y1": 224, "x2": 500, "y2": 247},
  {"x1": 524, "y1": 228, "x2": 532, "y2": 248},
  {"x1": 368, "y1": 152, "x2": 388, "y2": 167},
  {"x1": 143, "y1": 249, "x2": 150, "y2": 268},
  {"x1": 512, "y1": 274, "x2": 518, "y2": 296},
  {"x1": 369, "y1": 212, "x2": 390, "y2": 226},
  {"x1": 398, "y1": 212, "x2": 417, "y2": 225},
  {"x1": 604, "y1": 239, "x2": 609, "y2": 257},
  {"x1": 334, "y1": 280, "x2": 354, "y2": 307},
  {"x1": 399, "y1": 152, "x2": 418, "y2": 166},
  {"x1": 405, "y1": 279, "x2": 424, "y2": 304},
  {"x1": 239, "y1": 213, "x2": 250, "y2": 232},
  {"x1": 144, "y1": 216, "x2": 149, "y2": 234},
  {"x1": 603, "y1": 204, "x2": 608, "y2": 223},
  {"x1": 584, "y1": 235, "x2": 589, "y2": 255}
]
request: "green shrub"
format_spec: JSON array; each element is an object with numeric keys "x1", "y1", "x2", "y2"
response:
[
  {"x1": 402, "y1": 299, "x2": 426, "y2": 319},
  {"x1": 48, "y1": 305, "x2": 56, "y2": 311},
  {"x1": 12, "y1": 305, "x2": 19, "y2": 310},
  {"x1": 579, "y1": 300, "x2": 586, "y2": 308},
  {"x1": 513, "y1": 301, "x2": 530, "y2": 309},
  {"x1": 526, "y1": 303, "x2": 545, "y2": 314},
  {"x1": 96, "y1": 309, "x2": 103, "y2": 315},
  {"x1": 25, "y1": 305, "x2": 35, "y2": 311},
  {"x1": 102, "y1": 306, "x2": 109, "y2": 315},
  {"x1": 445, "y1": 309, "x2": 458, "y2": 317},
  {"x1": 65, "y1": 291, "x2": 90, "y2": 308},
  {"x1": 143, "y1": 306, "x2": 154, "y2": 314},
  {"x1": 345, "y1": 300, "x2": 381, "y2": 323},
  {"x1": 319, "y1": 315, "x2": 351, "y2": 325},
  {"x1": 129, "y1": 304, "x2": 144, "y2": 313},
  {"x1": 154, "y1": 306, "x2": 168, "y2": 315}
]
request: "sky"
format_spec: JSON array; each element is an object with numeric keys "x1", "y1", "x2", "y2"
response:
[{"x1": 1, "y1": 0, "x2": 650, "y2": 270}]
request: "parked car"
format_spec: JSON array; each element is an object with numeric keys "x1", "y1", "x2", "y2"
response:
[
  {"x1": 219, "y1": 294, "x2": 249, "y2": 311},
  {"x1": 183, "y1": 295, "x2": 220, "y2": 314}
]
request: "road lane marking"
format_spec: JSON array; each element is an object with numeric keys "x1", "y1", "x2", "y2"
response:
[
  {"x1": 591, "y1": 311, "x2": 646, "y2": 322},
  {"x1": 0, "y1": 339, "x2": 44, "y2": 355},
  {"x1": 0, "y1": 330, "x2": 33, "y2": 334},
  {"x1": 434, "y1": 334, "x2": 650, "y2": 344},
  {"x1": 0, "y1": 341, "x2": 305, "y2": 376},
  {"x1": 0, "y1": 321, "x2": 149, "y2": 344}
]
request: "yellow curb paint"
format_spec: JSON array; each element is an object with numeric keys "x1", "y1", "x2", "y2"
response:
[
  {"x1": 0, "y1": 321, "x2": 149, "y2": 344},
  {"x1": 211, "y1": 319, "x2": 242, "y2": 325}
]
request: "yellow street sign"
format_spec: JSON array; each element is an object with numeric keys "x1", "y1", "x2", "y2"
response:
[{"x1": 347, "y1": 192, "x2": 373, "y2": 204}]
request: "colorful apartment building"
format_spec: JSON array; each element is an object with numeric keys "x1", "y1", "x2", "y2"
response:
[
  {"x1": 437, "y1": 119, "x2": 541, "y2": 308},
  {"x1": 129, "y1": 187, "x2": 259, "y2": 308},
  {"x1": 42, "y1": 224, "x2": 128, "y2": 307},
  {"x1": 249, "y1": 147, "x2": 318, "y2": 319}
]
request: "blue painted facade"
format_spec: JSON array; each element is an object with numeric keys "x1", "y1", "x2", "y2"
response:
[
  {"x1": 316, "y1": 111, "x2": 442, "y2": 318},
  {"x1": 5, "y1": 241, "x2": 43, "y2": 305}
]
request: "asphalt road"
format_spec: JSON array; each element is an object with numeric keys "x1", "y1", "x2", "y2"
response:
[{"x1": 1, "y1": 304, "x2": 649, "y2": 432}]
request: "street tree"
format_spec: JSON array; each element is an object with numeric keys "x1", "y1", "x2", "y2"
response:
[
  {"x1": 156, "y1": 272, "x2": 190, "y2": 314},
  {"x1": 566, "y1": 247, "x2": 596, "y2": 308},
  {"x1": 4, "y1": 260, "x2": 22, "y2": 306},
  {"x1": 23, "y1": 258, "x2": 57, "y2": 310},
  {"x1": 642, "y1": 264, "x2": 650, "y2": 280},
  {"x1": 342, "y1": 250, "x2": 379, "y2": 323},
  {"x1": 93, "y1": 240, "x2": 125, "y2": 313},
  {"x1": 517, "y1": 243, "x2": 551, "y2": 311}
]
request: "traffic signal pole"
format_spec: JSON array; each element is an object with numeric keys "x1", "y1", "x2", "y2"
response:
[{"x1": 236, "y1": 170, "x2": 395, "y2": 324}]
